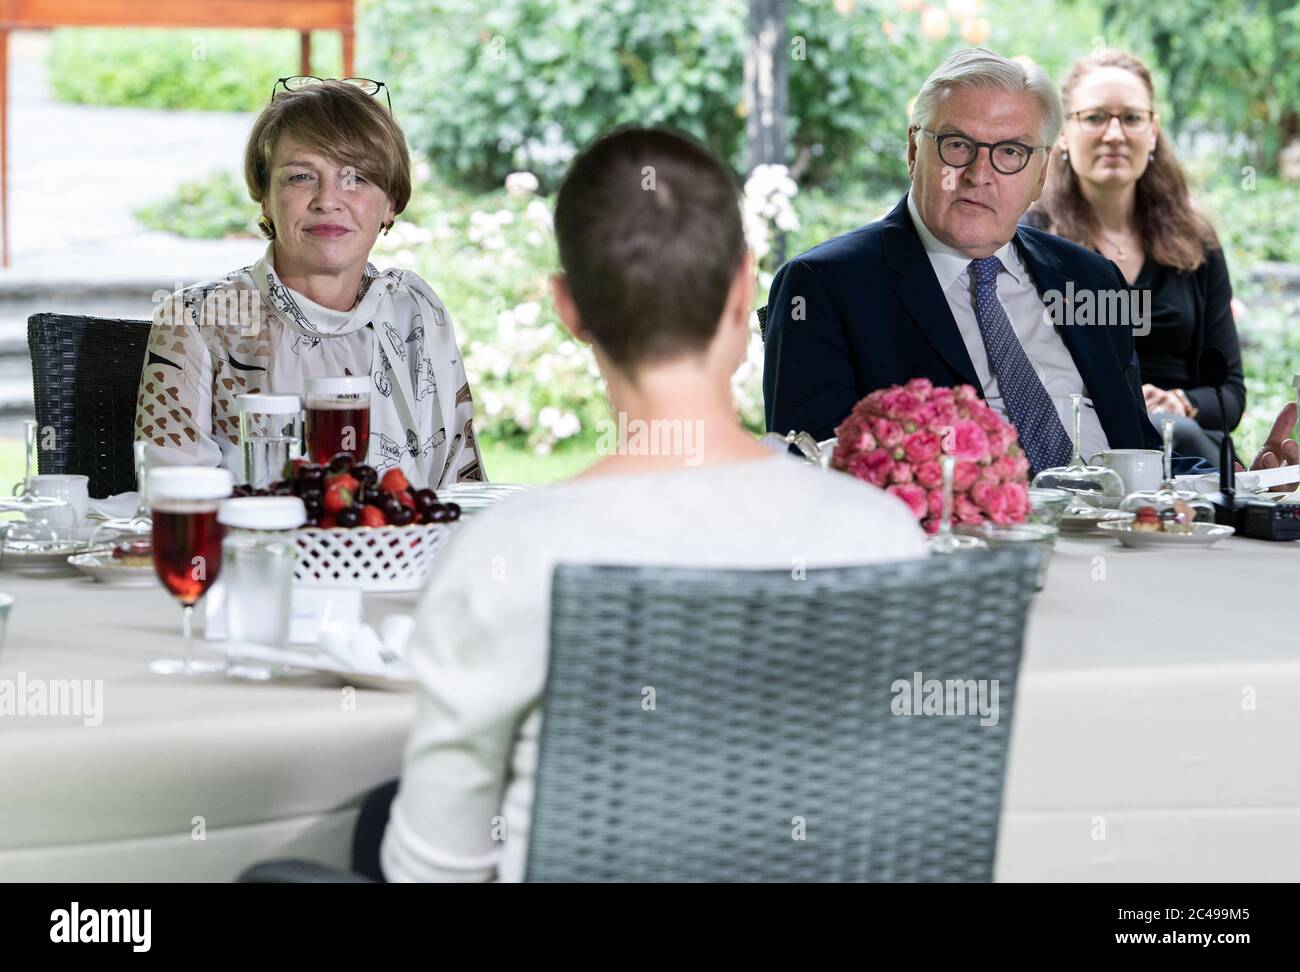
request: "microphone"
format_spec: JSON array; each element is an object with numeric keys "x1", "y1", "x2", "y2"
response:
[{"x1": 1198, "y1": 347, "x2": 1235, "y2": 501}]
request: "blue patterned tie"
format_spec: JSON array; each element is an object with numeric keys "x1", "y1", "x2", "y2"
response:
[{"x1": 968, "y1": 257, "x2": 1074, "y2": 474}]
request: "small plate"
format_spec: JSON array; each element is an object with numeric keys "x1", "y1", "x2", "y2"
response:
[
  {"x1": 1, "y1": 538, "x2": 98, "y2": 572},
  {"x1": 67, "y1": 551, "x2": 158, "y2": 587},
  {"x1": 438, "y1": 483, "x2": 530, "y2": 515},
  {"x1": 1097, "y1": 521, "x2": 1235, "y2": 548},
  {"x1": 1058, "y1": 509, "x2": 1135, "y2": 534}
]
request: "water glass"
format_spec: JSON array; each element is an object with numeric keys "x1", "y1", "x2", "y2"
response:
[{"x1": 238, "y1": 394, "x2": 303, "y2": 490}]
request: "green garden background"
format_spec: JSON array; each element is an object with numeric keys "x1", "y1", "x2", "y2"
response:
[{"x1": 45, "y1": 0, "x2": 1300, "y2": 481}]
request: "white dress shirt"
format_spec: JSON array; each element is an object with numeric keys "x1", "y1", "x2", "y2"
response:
[
  {"x1": 380, "y1": 454, "x2": 927, "y2": 882},
  {"x1": 905, "y1": 191, "x2": 1110, "y2": 461}
]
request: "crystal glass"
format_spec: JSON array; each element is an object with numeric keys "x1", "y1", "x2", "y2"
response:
[
  {"x1": 304, "y1": 377, "x2": 370, "y2": 465},
  {"x1": 1027, "y1": 487, "x2": 1072, "y2": 527},
  {"x1": 0, "y1": 420, "x2": 68, "y2": 516},
  {"x1": 1118, "y1": 419, "x2": 1215, "y2": 528},
  {"x1": 238, "y1": 394, "x2": 303, "y2": 489},
  {"x1": 147, "y1": 468, "x2": 232, "y2": 676},
  {"x1": 928, "y1": 455, "x2": 989, "y2": 554},
  {"x1": 1030, "y1": 394, "x2": 1125, "y2": 507},
  {"x1": 90, "y1": 441, "x2": 154, "y2": 547},
  {"x1": 219, "y1": 496, "x2": 305, "y2": 680}
]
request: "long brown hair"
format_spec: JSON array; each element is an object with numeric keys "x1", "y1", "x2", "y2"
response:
[{"x1": 1030, "y1": 49, "x2": 1215, "y2": 272}]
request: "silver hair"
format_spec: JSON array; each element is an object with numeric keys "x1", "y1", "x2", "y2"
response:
[{"x1": 909, "y1": 47, "x2": 1064, "y2": 149}]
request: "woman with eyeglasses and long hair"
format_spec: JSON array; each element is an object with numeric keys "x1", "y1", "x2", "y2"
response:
[
  {"x1": 135, "y1": 77, "x2": 484, "y2": 486},
  {"x1": 1024, "y1": 49, "x2": 1244, "y2": 463}
]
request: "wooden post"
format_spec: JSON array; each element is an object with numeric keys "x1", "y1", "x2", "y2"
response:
[
  {"x1": 299, "y1": 30, "x2": 311, "y2": 76},
  {"x1": 342, "y1": 28, "x2": 354, "y2": 78},
  {"x1": 745, "y1": 0, "x2": 788, "y2": 263},
  {"x1": 1, "y1": 28, "x2": 8, "y2": 268}
]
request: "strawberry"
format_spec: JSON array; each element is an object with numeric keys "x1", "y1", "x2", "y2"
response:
[
  {"x1": 327, "y1": 472, "x2": 360, "y2": 494},
  {"x1": 399, "y1": 491, "x2": 416, "y2": 511},
  {"x1": 319, "y1": 512, "x2": 338, "y2": 530},
  {"x1": 380, "y1": 468, "x2": 409, "y2": 494},
  {"x1": 359, "y1": 505, "x2": 386, "y2": 528},
  {"x1": 323, "y1": 480, "x2": 355, "y2": 513}
]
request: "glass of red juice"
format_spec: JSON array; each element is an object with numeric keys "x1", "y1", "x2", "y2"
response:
[
  {"x1": 146, "y1": 467, "x2": 233, "y2": 675},
  {"x1": 304, "y1": 376, "x2": 370, "y2": 465}
]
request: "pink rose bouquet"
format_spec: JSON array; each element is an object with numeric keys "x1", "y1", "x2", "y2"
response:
[{"x1": 830, "y1": 378, "x2": 1030, "y2": 533}]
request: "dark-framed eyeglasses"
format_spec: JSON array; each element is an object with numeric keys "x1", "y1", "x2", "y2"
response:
[
  {"x1": 271, "y1": 76, "x2": 392, "y2": 112},
  {"x1": 916, "y1": 128, "x2": 1048, "y2": 175},
  {"x1": 1067, "y1": 109, "x2": 1155, "y2": 135}
]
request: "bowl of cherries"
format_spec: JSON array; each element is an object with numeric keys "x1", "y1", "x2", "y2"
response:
[
  {"x1": 234, "y1": 455, "x2": 464, "y2": 592},
  {"x1": 232, "y1": 453, "x2": 462, "y2": 528}
]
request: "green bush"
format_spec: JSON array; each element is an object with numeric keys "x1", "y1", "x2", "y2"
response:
[
  {"x1": 135, "y1": 170, "x2": 260, "y2": 239},
  {"x1": 362, "y1": 0, "x2": 955, "y2": 191},
  {"x1": 47, "y1": 28, "x2": 340, "y2": 112}
]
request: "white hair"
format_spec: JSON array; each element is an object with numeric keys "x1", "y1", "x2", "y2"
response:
[{"x1": 909, "y1": 48, "x2": 1064, "y2": 149}]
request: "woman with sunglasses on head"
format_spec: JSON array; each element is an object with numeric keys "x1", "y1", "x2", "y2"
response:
[
  {"x1": 135, "y1": 77, "x2": 484, "y2": 486},
  {"x1": 1024, "y1": 50, "x2": 1244, "y2": 464}
]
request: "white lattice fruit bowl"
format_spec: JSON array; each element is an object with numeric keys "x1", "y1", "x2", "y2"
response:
[{"x1": 294, "y1": 523, "x2": 458, "y2": 592}]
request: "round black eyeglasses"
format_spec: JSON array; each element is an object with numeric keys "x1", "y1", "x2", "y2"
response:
[
  {"x1": 272, "y1": 76, "x2": 392, "y2": 112},
  {"x1": 916, "y1": 128, "x2": 1048, "y2": 175}
]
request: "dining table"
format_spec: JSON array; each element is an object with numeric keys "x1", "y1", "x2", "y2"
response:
[{"x1": 0, "y1": 527, "x2": 1297, "y2": 882}]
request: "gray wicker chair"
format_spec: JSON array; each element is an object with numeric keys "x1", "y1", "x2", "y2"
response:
[
  {"x1": 525, "y1": 548, "x2": 1038, "y2": 882},
  {"x1": 27, "y1": 313, "x2": 152, "y2": 497},
  {"x1": 238, "y1": 547, "x2": 1038, "y2": 883}
]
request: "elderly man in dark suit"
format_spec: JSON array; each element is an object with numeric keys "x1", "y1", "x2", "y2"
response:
[{"x1": 762, "y1": 47, "x2": 1218, "y2": 475}]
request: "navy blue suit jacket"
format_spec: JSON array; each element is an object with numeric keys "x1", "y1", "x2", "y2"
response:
[{"x1": 762, "y1": 194, "x2": 1209, "y2": 473}]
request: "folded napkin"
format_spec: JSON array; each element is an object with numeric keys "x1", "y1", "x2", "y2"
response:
[
  {"x1": 87, "y1": 492, "x2": 141, "y2": 520},
  {"x1": 320, "y1": 613, "x2": 415, "y2": 677}
]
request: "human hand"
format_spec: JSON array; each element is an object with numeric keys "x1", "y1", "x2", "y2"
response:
[
  {"x1": 1234, "y1": 402, "x2": 1298, "y2": 487},
  {"x1": 1143, "y1": 383, "x2": 1188, "y2": 417}
]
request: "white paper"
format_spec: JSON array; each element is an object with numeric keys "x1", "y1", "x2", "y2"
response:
[
  {"x1": 1177, "y1": 463, "x2": 1300, "y2": 496},
  {"x1": 204, "y1": 584, "x2": 363, "y2": 645}
]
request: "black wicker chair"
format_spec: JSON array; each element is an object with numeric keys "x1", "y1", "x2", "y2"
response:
[
  {"x1": 240, "y1": 547, "x2": 1038, "y2": 883},
  {"x1": 27, "y1": 313, "x2": 152, "y2": 497},
  {"x1": 756, "y1": 303, "x2": 767, "y2": 342}
]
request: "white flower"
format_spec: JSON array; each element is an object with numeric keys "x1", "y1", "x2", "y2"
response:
[
  {"x1": 553, "y1": 411, "x2": 581, "y2": 440},
  {"x1": 505, "y1": 171, "x2": 540, "y2": 197},
  {"x1": 538, "y1": 405, "x2": 561, "y2": 429},
  {"x1": 525, "y1": 230, "x2": 544, "y2": 248},
  {"x1": 513, "y1": 301, "x2": 541, "y2": 327},
  {"x1": 525, "y1": 199, "x2": 552, "y2": 227},
  {"x1": 494, "y1": 209, "x2": 515, "y2": 225},
  {"x1": 774, "y1": 209, "x2": 800, "y2": 233}
]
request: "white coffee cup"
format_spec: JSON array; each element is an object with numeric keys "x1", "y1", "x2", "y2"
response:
[
  {"x1": 1088, "y1": 449, "x2": 1163, "y2": 494},
  {"x1": 25, "y1": 474, "x2": 90, "y2": 530}
]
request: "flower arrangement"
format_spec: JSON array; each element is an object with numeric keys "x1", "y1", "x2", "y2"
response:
[{"x1": 830, "y1": 378, "x2": 1030, "y2": 532}]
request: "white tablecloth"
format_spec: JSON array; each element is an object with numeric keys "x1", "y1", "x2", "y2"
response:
[
  {"x1": 0, "y1": 570, "x2": 416, "y2": 882},
  {"x1": 997, "y1": 533, "x2": 1300, "y2": 881},
  {"x1": 1, "y1": 532, "x2": 1296, "y2": 882}
]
